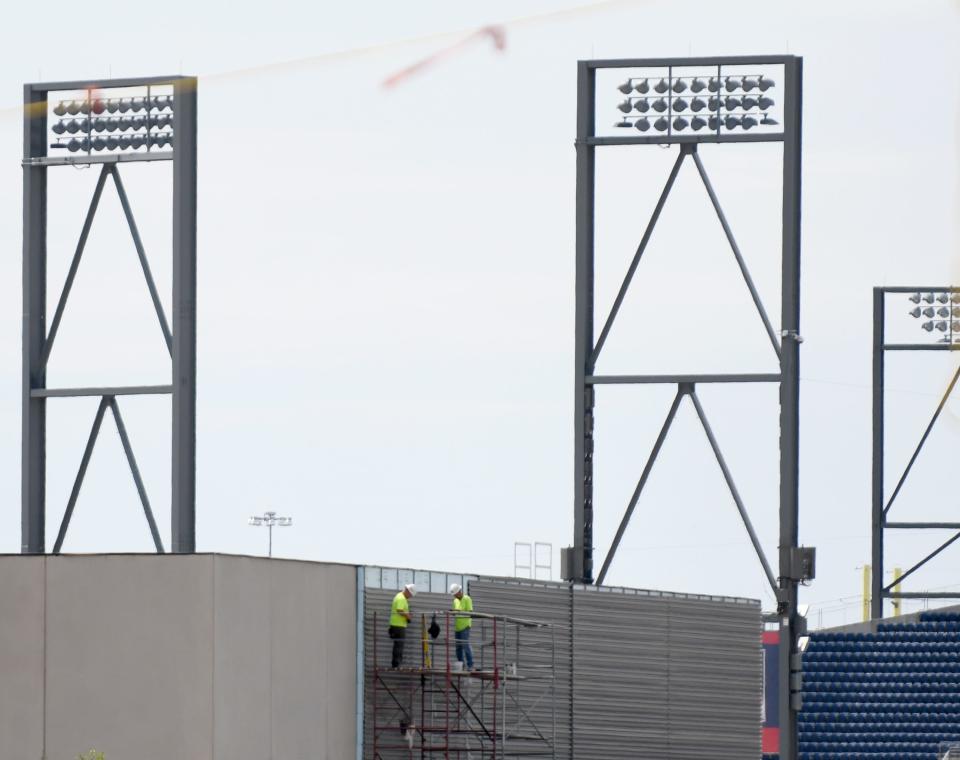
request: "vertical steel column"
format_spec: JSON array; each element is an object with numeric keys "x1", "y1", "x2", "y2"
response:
[
  {"x1": 171, "y1": 77, "x2": 198, "y2": 553},
  {"x1": 778, "y1": 57, "x2": 803, "y2": 760},
  {"x1": 573, "y1": 62, "x2": 596, "y2": 583},
  {"x1": 22, "y1": 85, "x2": 47, "y2": 553},
  {"x1": 871, "y1": 288, "x2": 885, "y2": 619}
]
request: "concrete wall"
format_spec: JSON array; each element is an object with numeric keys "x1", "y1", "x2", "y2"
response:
[{"x1": 0, "y1": 554, "x2": 356, "y2": 760}]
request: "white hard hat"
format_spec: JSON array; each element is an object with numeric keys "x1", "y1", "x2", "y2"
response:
[
  {"x1": 404, "y1": 583, "x2": 417, "y2": 596},
  {"x1": 449, "y1": 583, "x2": 462, "y2": 595}
]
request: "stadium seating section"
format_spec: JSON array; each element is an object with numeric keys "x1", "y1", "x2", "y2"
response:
[{"x1": 797, "y1": 611, "x2": 960, "y2": 759}]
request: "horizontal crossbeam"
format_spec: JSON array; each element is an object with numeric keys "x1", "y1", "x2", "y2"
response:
[
  {"x1": 587, "y1": 133, "x2": 783, "y2": 147},
  {"x1": 886, "y1": 522, "x2": 960, "y2": 530},
  {"x1": 587, "y1": 373, "x2": 780, "y2": 385},
  {"x1": 33, "y1": 385, "x2": 172, "y2": 398},
  {"x1": 23, "y1": 152, "x2": 173, "y2": 168}
]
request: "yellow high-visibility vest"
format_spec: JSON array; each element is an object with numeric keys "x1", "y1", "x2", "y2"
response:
[
  {"x1": 453, "y1": 594, "x2": 473, "y2": 632},
  {"x1": 390, "y1": 591, "x2": 409, "y2": 628}
]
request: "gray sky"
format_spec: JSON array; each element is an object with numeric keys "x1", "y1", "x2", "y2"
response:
[{"x1": 1, "y1": 0, "x2": 959, "y2": 627}]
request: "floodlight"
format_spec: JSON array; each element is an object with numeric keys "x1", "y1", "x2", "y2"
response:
[
  {"x1": 923, "y1": 293, "x2": 935, "y2": 303},
  {"x1": 922, "y1": 321, "x2": 934, "y2": 332},
  {"x1": 52, "y1": 121, "x2": 66, "y2": 135},
  {"x1": 634, "y1": 99, "x2": 650, "y2": 113},
  {"x1": 938, "y1": 306, "x2": 950, "y2": 318},
  {"x1": 654, "y1": 116, "x2": 669, "y2": 131},
  {"x1": 954, "y1": 307, "x2": 960, "y2": 318},
  {"x1": 725, "y1": 96, "x2": 741, "y2": 110},
  {"x1": 248, "y1": 510, "x2": 293, "y2": 557},
  {"x1": 724, "y1": 76, "x2": 741, "y2": 92},
  {"x1": 617, "y1": 99, "x2": 632, "y2": 114},
  {"x1": 673, "y1": 116, "x2": 688, "y2": 131},
  {"x1": 131, "y1": 97, "x2": 147, "y2": 112},
  {"x1": 53, "y1": 101, "x2": 68, "y2": 116},
  {"x1": 937, "y1": 293, "x2": 950, "y2": 304},
  {"x1": 64, "y1": 119, "x2": 81, "y2": 134},
  {"x1": 909, "y1": 293, "x2": 922, "y2": 303},
  {"x1": 66, "y1": 100, "x2": 82, "y2": 115},
  {"x1": 742, "y1": 77, "x2": 758, "y2": 92},
  {"x1": 690, "y1": 77, "x2": 707, "y2": 93},
  {"x1": 66, "y1": 137, "x2": 88, "y2": 152},
  {"x1": 758, "y1": 75, "x2": 775, "y2": 91},
  {"x1": 909, "y1": 307, "x2": 922, "y2": 318},
  {"x1": 91, "y1": 99, "x2": 105, "y2": 115},
  {"x1": 741, "y1": 96, "x2": 757, "y2": 110},
  {"x1": 742, "y1": 115, "x2": 758, "y2": 130},
  {"x1": 760, "y1": 115, "x2": 778, "y2": 126},
  {"x1": 615, "y1": 118, "x2": 631, "y2": 128},
  {"x1": 708, "y1": 96, "x2": 722, "y2": 112},
  {"x1": 708, "y1": 115, "x2": 721, "y2": 130},
  {"x1": 91, "y1": 136, "x2": 106, "y2": 151},
  {"x1": 953, "y1": 294, "x2": 960, "y2": 304},
  {"x1": 691, "y1": 97, "x2": 707, "y2": 112},
  {"x1": 652, "y1": 98, "x2": 668, "y2": 112},
  {"x1": 936, "y1": 321, "x2": 949, "y2": 332},
  {"x1": 618, "y1": 79, "x2": 634, "y2": 94},
  {"x1": 106, "y1": 100, "x2": 120, "y2": 114},
  {"x1": 708, "y1": 77, "x2": 720, "y2": 92},
  {"x1": 635, "y1": 117, "x2": 650, "y2": 132},
  {"x1": 673, "y1": 97, "x2": 688, "y2": 112},
  {"x1": 672, "y1": 78, "x2": 687, "y2": 93},
  {"x1": 635, "y1": 79, "x2": 650, "y2": 94},
  {"x1": 654, "y1": 78, "x2": 669, "y2": 93},
  {"x1": 690, "y1": 115, "x2": 708, "y2": 131},
  {"x1": 129, "y1": 134, "x2": 147, "y2": 149},
  {"x1": 922, "y1": 306, "x2": 934, "y2": 318},
  {"x1": 724, "y1": 115, "x2": 741, "y2": 130},
  {"x1": 759, "y1": 95, "x2": 775, "y2": 110}
]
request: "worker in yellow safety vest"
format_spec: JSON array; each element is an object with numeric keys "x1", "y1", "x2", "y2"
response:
[
  {"x1": 389, "y1": 583, "x2": 416, "y2": 668},
  {"x1": 449, "y1": 583, "x2": 474, "y2": 671}
]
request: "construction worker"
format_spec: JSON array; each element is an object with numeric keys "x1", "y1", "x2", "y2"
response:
[
  {"x1": 389, "y1": 583, "x2": 416, "y2": 668},
  {"x1": 449, "y1": 583, "x2": 474, "y2": 671}
]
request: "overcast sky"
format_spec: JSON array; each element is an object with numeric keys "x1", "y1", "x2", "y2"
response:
[{"x1": 1, "y1": 0, "x2": 958, "y2": 627}]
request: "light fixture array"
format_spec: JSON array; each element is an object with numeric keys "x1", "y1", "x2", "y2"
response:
[
  {"x1": 908, "y1": 292, "x2": 960, "y2": 340},
  {"x1": 49, "y1": 94, "x2": 175, "y2": 154},
  {"x1": 614, "y1": 74, "x2": 777, "y2": 134}
]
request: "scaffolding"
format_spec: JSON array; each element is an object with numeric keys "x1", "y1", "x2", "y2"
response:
[{"x1": 367, "y1": 610, "x2": 556, "y2": 759}]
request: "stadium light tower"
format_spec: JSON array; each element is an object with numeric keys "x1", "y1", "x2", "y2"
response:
[
  {"x1": 22, "y1": 75, "x2": 197, "y2": 554},
  {"x1": 248, "y1": 511, "x2": 293, "y2": 558},
  {"x1": 565, "y1": 56, "x2": 806, "y2": 760},
  {"x1": 872, "y1": 286, "x2": 960, "y2": 619}
]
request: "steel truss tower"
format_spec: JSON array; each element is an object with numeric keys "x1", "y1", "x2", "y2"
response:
[
  {"x1": 21, "y1": 75, "x2": 197, "y2": 554},
  {"x1": 566, "y1": 56, "x2": 806, "y2": 760},
  {"x1": 872, "y1": 286, "x2": 960, "y2": 618}
]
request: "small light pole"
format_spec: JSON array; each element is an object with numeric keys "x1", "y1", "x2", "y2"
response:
[{"x1": 248, "y1": 510, "x2": 292, "y2": 558}]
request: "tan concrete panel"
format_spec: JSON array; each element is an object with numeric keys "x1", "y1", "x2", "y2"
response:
[
  {"x1": 44, "y1": 555, "x2": 214, "y2": 760},
  {"x1": 212, "y1": 555, "x2": 271, "y2": 760},
  {"x1": 270, "y1": 560, "x2": 357, "y2": 760},
  {"x1": 0, "y1": 556, "x2": 45, "y2": 760}
]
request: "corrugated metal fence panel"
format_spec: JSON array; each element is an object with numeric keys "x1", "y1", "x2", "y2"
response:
[
  {"x1": 665, "y1": 596, "x2": 762, "y2": 759},
  {"x1": 362, "y1": 575, "x2": 760, "y2": 760},
  {"x1": 470, "y1": 579, "x2": 573, "y2": 760},
  {"x1": 572, "y1": 589, "x2": 672, "y2": 759}
]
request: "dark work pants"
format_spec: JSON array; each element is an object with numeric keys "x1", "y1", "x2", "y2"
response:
[{"x1": 389, "y1": 625, "x2": 406, "y2": 667}]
